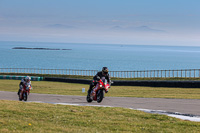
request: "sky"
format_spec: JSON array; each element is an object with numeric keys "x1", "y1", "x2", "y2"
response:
[{"x1": 0, "y1": 0, "x2": 200, "y2": 46}]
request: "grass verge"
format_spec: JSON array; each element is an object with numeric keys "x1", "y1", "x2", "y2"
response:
[
  {"x1": 0, "y1": 100, "x2": 200, "y2": 133},
  {"x1": 1, "y1": 80, "x2": 200, "y2": 99}
]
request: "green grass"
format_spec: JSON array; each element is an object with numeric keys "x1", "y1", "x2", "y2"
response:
[
  {"x1": 0, "y1": 100, "x2": 200, "y2": 133},
  {"x1": 1, "y1": 79, "x2": 200, "y2": 99}
]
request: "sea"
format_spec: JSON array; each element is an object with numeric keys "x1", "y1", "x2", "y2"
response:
[{"x1": 0, "y1": 41, "x2": 200, "y2": 71}]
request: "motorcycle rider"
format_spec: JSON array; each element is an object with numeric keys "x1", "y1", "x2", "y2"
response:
[
  {"x1": 87, "y1": 67, "x2": 111, "y2": 96},
  {"x1": 17, "y1": 76, "x2": 32, "y2": 95}
]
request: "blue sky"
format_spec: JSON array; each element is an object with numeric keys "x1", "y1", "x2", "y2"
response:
[{"x1": 0, "y1": 0, "x2": 200, "y2": 46}]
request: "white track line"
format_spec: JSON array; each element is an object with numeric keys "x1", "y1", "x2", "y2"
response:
[{"x1": 28, "y1": 101, "x2": 200, "y2": 122}]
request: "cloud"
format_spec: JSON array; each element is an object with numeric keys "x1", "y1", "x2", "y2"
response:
[
  {"x1": 110, "y1": 25, "x2": 166, "y2": 33},
  {"x1": 131, "y1": 26, "x2": 166, "y2": 33},
  {"x1": 44, "y1": 24, "x2": 76, "y2": 29}
]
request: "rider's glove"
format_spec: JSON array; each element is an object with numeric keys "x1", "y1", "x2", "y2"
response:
[{"x1": 97, "y1": 77, "x2": 100, "y2": 81}]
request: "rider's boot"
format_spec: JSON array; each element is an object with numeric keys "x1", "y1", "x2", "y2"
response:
[
  {"x1": 87, "y1": 89, "x2": 92, "y2": 96},
  {"x1": 17, "y1": 89, "x2": 21, "y2": 95},
  {"x1": 87, "y1": 85, "x2": 94, "y2": 96}
]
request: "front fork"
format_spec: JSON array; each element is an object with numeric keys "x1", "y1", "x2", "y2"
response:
[
  {"x1": 97, "y1": 89, "x2": 105, "y2": 98},
  {"x1": 19, "y1": 90, "x2": 29, "y2": 99}
]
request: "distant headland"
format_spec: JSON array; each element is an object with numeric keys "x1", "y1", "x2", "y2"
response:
[{"x1": 12, "y1": 47, "x2": 72, "y2": 50}]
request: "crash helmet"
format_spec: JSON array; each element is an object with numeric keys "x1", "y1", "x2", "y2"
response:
[
  {"x1": 102, "y1": 67, "x2": 109, "y2": 75},
  {"x1": 25, "y1": 76, "x2": 31, "y2": 83}
]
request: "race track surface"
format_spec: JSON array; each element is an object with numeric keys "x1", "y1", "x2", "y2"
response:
[{"x1": 1, "y1": 91, "x2": 200, "y2": 117}]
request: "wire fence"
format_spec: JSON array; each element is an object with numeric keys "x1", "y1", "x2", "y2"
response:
[
  {"x1": 0, "y1": 68, "x2": 98, "y2": 77},
  {"x1": 0, "y1": 68, "x2": 200, "y2": 78}
]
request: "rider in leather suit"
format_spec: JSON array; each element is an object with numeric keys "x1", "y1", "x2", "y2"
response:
[{"x1": 87, "y1": 67, "x2": 111, "y2": 95}]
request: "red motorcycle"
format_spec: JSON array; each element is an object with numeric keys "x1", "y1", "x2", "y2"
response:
[
  {"x1": 87, "y1": 79, "x2": 111, "y2": 103},
  {"x1": 19, "y1": 83, "x2": 31, "y2": 101}
]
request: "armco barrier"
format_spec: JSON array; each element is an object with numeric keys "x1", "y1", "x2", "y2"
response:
[
  {"x1": 44, "y1": 77, "x2": 200, "y2": 88},
  {"x1": 0, "y1": 75, "x2": 43, "y2": 81},
  {"x1": 112, "y1": 80, "x2": 200, "y2": 88}
]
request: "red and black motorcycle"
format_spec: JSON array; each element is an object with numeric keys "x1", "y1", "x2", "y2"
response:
[
  {"x1": 19, "y1": 83, "x2": 31, "y2": 101},
  {"x1": 87, "y1": 79, "x2": 111, "y2": 103}
]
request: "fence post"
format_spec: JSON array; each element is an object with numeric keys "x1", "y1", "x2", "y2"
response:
[
  {"x1": 150, "y1": 70, "x2": 151, "y2": 78},
  {"x1": 199, "y1": 69, "x2": 200, "y2": 78},
  {"x1": 181, "y1": 70, "x2": 182, "y2": 78},
  {"x1": 177, "y1": 70, "x2": 178, "y2": 77},
  {"x1": 157, "y1": 70, "x2": 159, "y2": 77},
  {"x1": 185, "y1": 70, "x2": 187, "y2": 78}
]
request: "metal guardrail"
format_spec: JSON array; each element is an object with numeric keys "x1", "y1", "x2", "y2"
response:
[
  {"x1": 0, "y1": 68, "x2": 98, "y2": 77},
  {"x1": 0, "y1": 68, "x2": 200, "y2": 78}
]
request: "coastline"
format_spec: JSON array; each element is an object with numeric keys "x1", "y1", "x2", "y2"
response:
[{"x1": 12, "y1": 47, "x2": 72, "y2": 50}]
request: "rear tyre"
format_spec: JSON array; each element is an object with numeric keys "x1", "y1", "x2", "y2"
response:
[{"x1": 97, "y1": 90, "x2": 104, "y2": 103}]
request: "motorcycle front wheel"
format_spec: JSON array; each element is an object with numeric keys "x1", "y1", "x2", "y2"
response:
[
  {"x1": 24, "y1": 92, "x2": 28, "y2": 101},
  {"x1": 19, "y1": 95, "x2": 22, "y2": 101},
  {"x1": 19, "y1": 92, "x2": 22, "y2": 101},
  {"x1": 97, "y1": 90, "x2": 104, "y2": 103},
  {"x1": 86, "y1": 94, "x2": 92, "y2": 103}
]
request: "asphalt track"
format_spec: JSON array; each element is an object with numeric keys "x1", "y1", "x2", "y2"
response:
[{"x1": 1, "y1": 91, "x2": 200, "y2": 121}]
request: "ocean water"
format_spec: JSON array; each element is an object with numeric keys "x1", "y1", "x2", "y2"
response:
[{"x1": 0, "y1": 41, "x2": 200, "y2": 71}]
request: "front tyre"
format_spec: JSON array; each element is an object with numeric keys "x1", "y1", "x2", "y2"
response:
[
  {"x1": 86, "y1": 94, "x2": 92, "y2": 103},
  {"x1": 19, "y1": 92, "x2": 22, "y2": 101},
  {"x1": 24, "y1": 92, "x2": 28, "y2": 101},
  {"x1": 19, "y1": 96, "x2": 22, "y2": 101},
  {"x1": 97, "y1": 90, "x2": 104, "y2": 103}
]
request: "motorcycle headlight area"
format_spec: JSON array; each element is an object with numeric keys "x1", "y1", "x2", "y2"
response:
[{"x1": 100, "y1": 84, "x2": 102, "y2": 87}]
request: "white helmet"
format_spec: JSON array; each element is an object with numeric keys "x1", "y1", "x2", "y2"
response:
[{"x1": 25, "y1": 76, "x2": 31, "y2": 82}]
